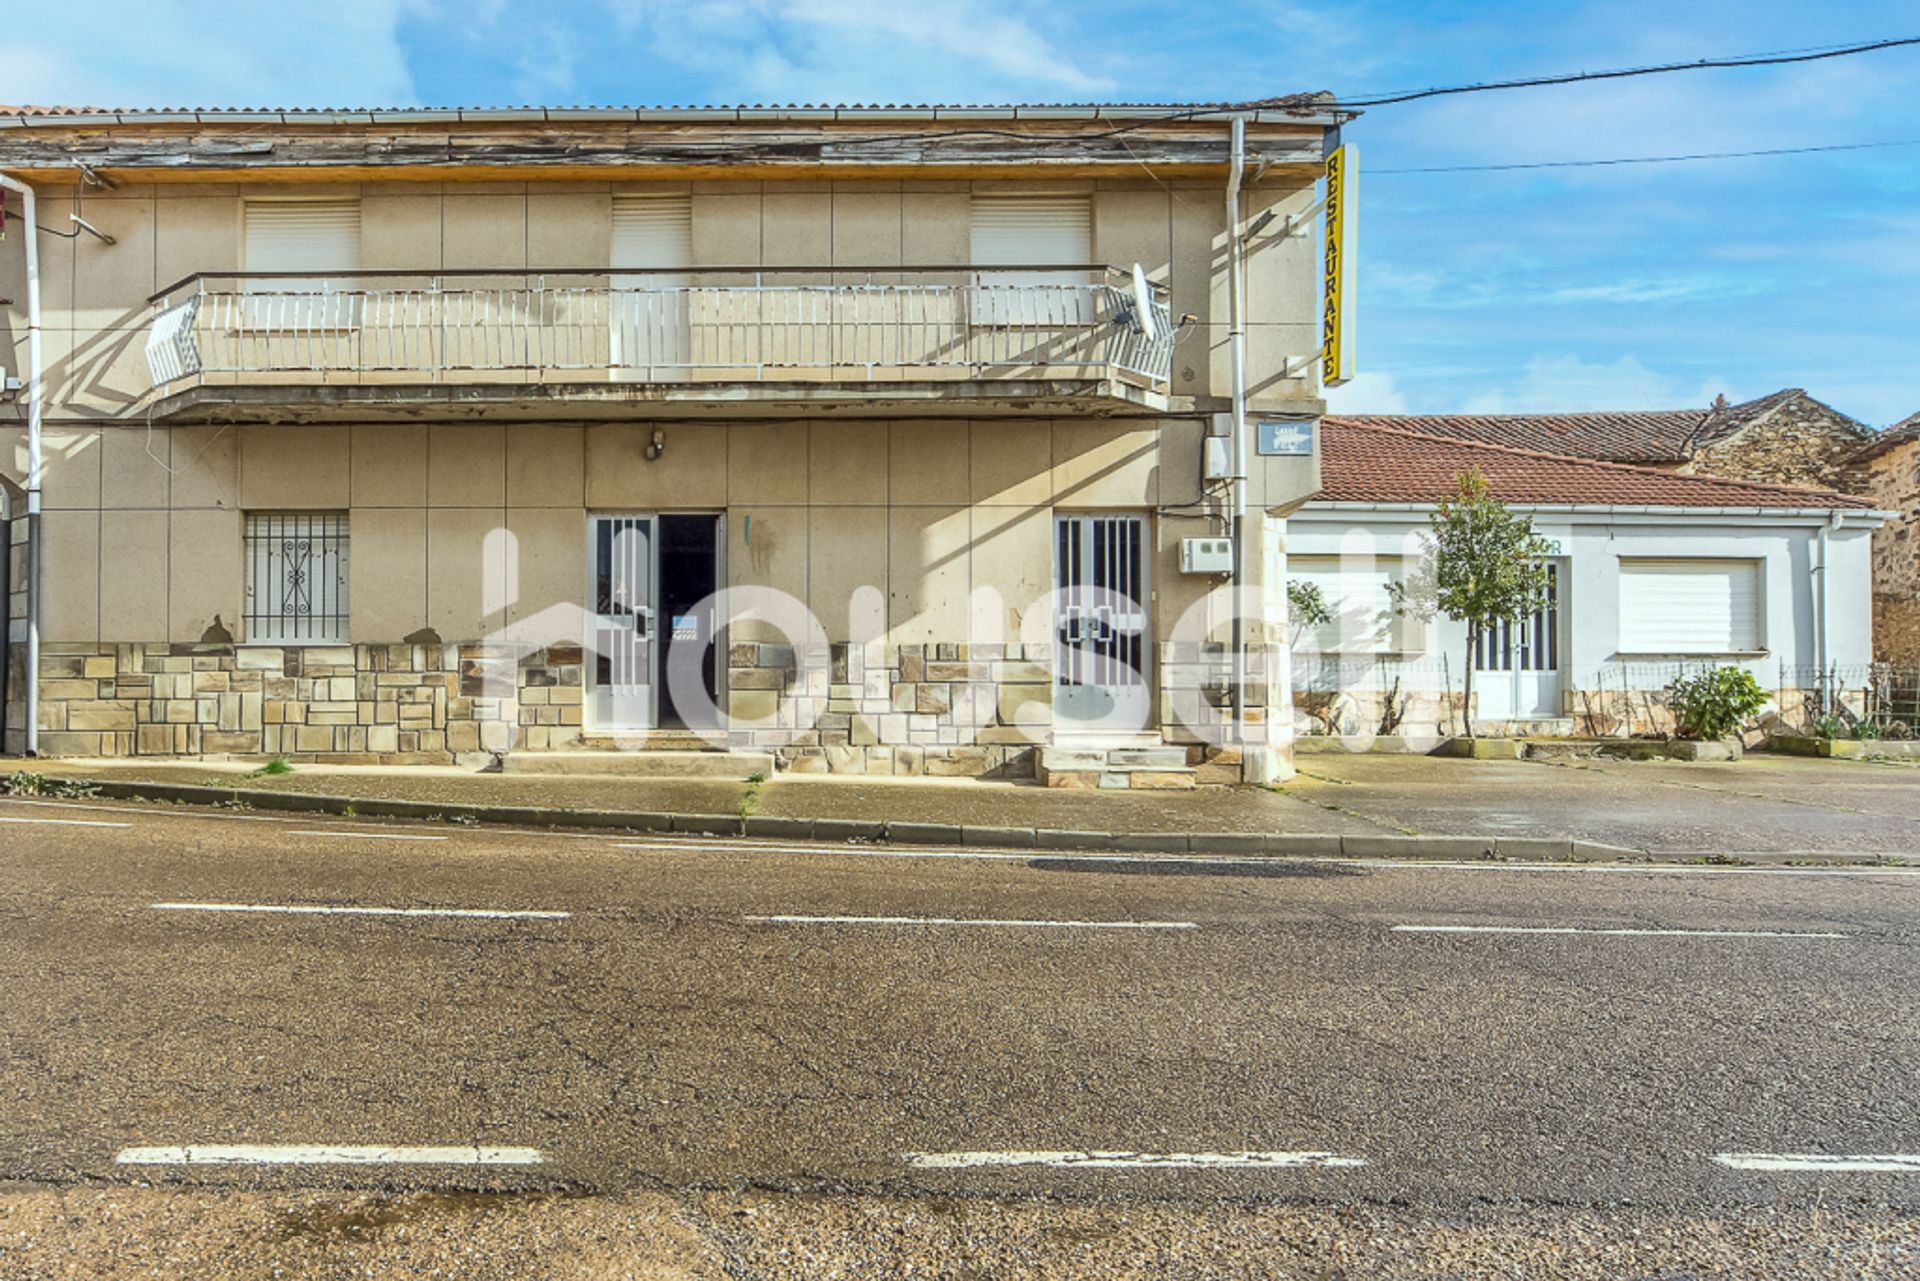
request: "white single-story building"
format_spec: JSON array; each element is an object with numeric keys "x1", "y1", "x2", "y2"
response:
[{"x1": 1288, "y1": 421, "x2": 1891, "y2": 739}]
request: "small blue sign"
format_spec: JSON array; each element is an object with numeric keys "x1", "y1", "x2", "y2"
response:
[{"x1": 1256, "y1": 418, "x2": 1316, "y2": 457}]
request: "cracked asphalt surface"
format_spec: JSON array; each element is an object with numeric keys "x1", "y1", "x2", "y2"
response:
[{"x1": 3, "y1": 793, "x2": 1918, "y2": 1276}]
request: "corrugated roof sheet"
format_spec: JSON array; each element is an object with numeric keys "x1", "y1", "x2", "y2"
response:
[{"x1": 1319, "y1": 419, "x2": 1876, "y2": 510}]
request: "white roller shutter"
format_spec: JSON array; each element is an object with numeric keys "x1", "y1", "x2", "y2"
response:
[
  {"x1": 1618, "y1": 559, "x2": 1761, "y2": 653},
  {"x1": 1290, "y1": 555, "x2": 1408, "y2": 655},
  {"x1": 612, "y1": 195, "x2": 693, "y2": 272},
  {"x1": 969, "y1": 195, "x2": 1091, "y2": 267},
  {"x1": 243, "y1": 200, "x2": 361, "y2": 273}
]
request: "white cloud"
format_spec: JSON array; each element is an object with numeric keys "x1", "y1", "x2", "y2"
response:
[
  {"x1": 1323, "y1": 370, "x2": 1409, "y2": 415},
  {"x1": 0, "y1": 0, "x2": 418, "y2": 108},
  {"x1": 1461, "y1": 354, "x2": 1730, "y2": 414}
]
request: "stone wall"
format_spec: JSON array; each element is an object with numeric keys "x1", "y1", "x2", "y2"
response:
[
  {"x1": 1863, "y1": 440, "x2": 1920, "y2": 663},
  {"x1": 1686, "y1": 397, "x2": 1874, "y2": 493},
  {"x1": 29, "y1": 642, "x2": 588, "y2": 763},
  {"x1": 726, "y1": 640, "x2": 1051, "y2": 778}
]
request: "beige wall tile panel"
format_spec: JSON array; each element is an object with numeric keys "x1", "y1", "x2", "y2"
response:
[
  {"x1": 153, "y1": 196, "x2": 239, "y2": 291},
  {"x1": 99, "y1": 510, "x2": 169, "y2": 641},
  {"x1": 528, "y1": 192, "x2": 612, "y2": 267},
  {"x1": 238, "y1": 425, "x2": 351, "y2": 510},
  {"x1": 1157, "y1": 419, "x2": 1206, "y2": 508},
  {"x1": 728, "y1": 423, "x2": 807, "y2": 505},
  {"x1": 900, "y1": 193, "x2": 970, "y2": 265},
  {"x1": 361, "y1": 195, "x2": 445, "y2": 271},
  {"x1": 807, "y1": 422, "x2": 888, "y2": 507},
  {"x1": 970, "y1": 504, "x2": 1051, "y2": 646},
  {"x1": 808, "y1": 506, "x2": 887, "y2": 643},
  {"x1": 0, "y1": 426, "x2": 21, "y2": 490},
  {"x1": 57, "y1": 324, "x2": 152, "y2": 419},
  {"x1": 100, "y1": 426, "x2": 173, "y2": 509},
  {"x1": 584, "y1": 423, "x2": 726, "y2": 509},
  {"x1": 168, "y1": 509, "x2": 243, "y2": 643},
  {"x1": 761, "y1": 191, "x2": 831, "y2": 268},
  {"x1": 71, "y1": 197, "x2": 155, "y2": 330},
  {"x1": 169, "y1": 425, "x2": 240, "y2": 509},
  {"x1": 40, "y1": 511, "x2": 99, "y2": 642},
  {"x1": 690, "y1": 193, "x2": 762, "y2": 267},
  {"x1": 442, "y1": 193, "x2": 528, "y2": 270},
  {"x1": 1092, "y1": 189, "x2": 1172, "y2": 279},
  {"x1": 1052, "y1": 421, "x2": 1158, "y2": 507},
  {"x1": 40, "y1": 428, "x2": 101, "y2": 510},
  {"x1": 969, "y1": 419, "x2": 1053, "y2": 508},
  {"x1": 350, "y1": 425, "x2": 429, "y2": 507},
  {"x1": 506, "y1": 425, "x2": 585, "y2": 507},
  {"x1": 889, "y1": 421, "x2": 968, "y2": 506},
  {"x1": 830, "y1": 192, "x2": 903, "y2": 266},
  {"x1": 888, "y1": 505, "x2": 969, "y2": 644},
  {"x1": 727, "y1": 506, "x2": 808, "y2": 642},
  {"x1": 350, "y1": 507, "x2": 428, "y2": 642},
  {"x1": 427, "y1": 507, "x2": 509, "y2": 640},
  {"x1": 506, "y1": 507, "x2": 586, "y2": 634},
  {"x1": 428, "y1": 422, "x2": 506, "y2": 506}
]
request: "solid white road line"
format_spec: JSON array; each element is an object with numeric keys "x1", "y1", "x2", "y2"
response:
[
  {"x1": 1715, "y1": 1153, "x2": 1920, "y2": 1173},
  {"x1": 0, "y1": 814, "x2": 132, "y2": 829},
  {"x1": 746, "y1": 914, "x2": 1197, "y2": 930},
  {"x1": 1392, "y1": 925, "x2": 1851, "y2": 939},
  {"x1": 151, "y1": 902, "x2": 569, "y2": 920},
  {"x1": 907, "y1": 1149, "x2": 1364, "y2": 1170},
  {"x1": 116, "y1": 1144, "x2": 543, "y2": 1166},
  {"x1": 289, "y1": 830, "x2": 450, "y2": 842}
]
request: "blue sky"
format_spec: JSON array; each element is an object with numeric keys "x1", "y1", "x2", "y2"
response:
[{"x1": 7, "y1": 0, "x2": 1916, "y2": 424}]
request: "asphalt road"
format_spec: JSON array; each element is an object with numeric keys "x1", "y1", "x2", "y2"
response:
[{"x1": 3, "y1": 793, "x2": 1917, "y2": 1226}]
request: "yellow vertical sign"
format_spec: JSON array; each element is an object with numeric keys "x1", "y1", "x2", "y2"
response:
[{"x1": 1321, "y1": 143, "x2": 1357, "y2": 387}]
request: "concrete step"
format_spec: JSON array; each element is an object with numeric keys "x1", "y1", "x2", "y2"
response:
[
  {"x1": 501, "y1": 750, "x2": 773, "y2": 780},
  {"x1": 1039, "y1": 745, "x2": 1188, "y2": 773}
]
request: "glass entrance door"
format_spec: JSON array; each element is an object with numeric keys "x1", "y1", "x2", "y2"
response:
[
  {"x1": 1053, "y1": 513, "x2": 1151, "y2": 731},
  {"x1": 587, "y1": 515, "x2": 656, "y2": 731}
]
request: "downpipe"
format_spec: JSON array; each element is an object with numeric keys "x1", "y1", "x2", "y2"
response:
[
  {"x1": 1226, "y1": 115, "x2": 1249, "y2": 750},
  {"x1": 0, "y1": 173, "x2": 40, "y2": 757}
]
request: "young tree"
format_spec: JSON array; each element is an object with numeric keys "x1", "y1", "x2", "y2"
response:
[{"x1": 1408, "y1": 470, "x2": 1558, "y2": 737}]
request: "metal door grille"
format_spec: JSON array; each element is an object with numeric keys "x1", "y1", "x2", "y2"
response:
[
  {"x1": 244, "y1": 513, "x2": 349, "y2": 644},
  {"x1": 1055, "y1": 514, "x2": 1149, "y2": 724},
  {"x1": 1475, "y1": 563, "x2": 1558, "y2": 673},
  {"x1": 589, "y1": 515, "x2": 656, "y2": 730}
]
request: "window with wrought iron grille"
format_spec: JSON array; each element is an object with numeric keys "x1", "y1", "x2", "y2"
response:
[{"x1": 244, "y1": 514, "x2": 350, "y2": 644}]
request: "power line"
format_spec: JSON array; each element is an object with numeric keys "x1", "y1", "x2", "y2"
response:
[
  {"x1": 1330, "y1": 35, "x2": 1920, "y2": 109},
  {"x1": 1373, "y1": 137, "x2": 1920, "y2": 175}
]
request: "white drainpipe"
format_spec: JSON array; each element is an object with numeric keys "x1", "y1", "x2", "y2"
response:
[
  {"x1": 1814, "y1": 511, "x2": 1843, "y2": 712},
  {"x1": 0, "y1": 173, "x2": 41, "y2": 756},
  {"x1": 1226, "y1": 115, "x2": 1249, "y2": 747}
]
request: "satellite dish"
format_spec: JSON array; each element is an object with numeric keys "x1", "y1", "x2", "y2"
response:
[{"x1": 1130, "y1": 263, "x2": 1163, "y2": 342}]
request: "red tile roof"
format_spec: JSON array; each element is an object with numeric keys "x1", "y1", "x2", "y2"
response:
[
  {"x1": 1324, "y1": 389, "x2": 1852, "y2": 465},
  {"x1": 1857, "y1": 412, "x2": 1920, "y2": 462},
  {"x1": 1319, "y1": 420, "x2": 1876, "y2": 510}
]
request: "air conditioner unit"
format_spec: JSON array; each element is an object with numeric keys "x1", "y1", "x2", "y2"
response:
[{"x1": 1179, "y1": 537, "x2": 1233, "y2": 575}]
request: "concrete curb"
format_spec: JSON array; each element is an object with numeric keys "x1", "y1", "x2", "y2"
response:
[{"x1": 7, "y1": 775, "x2": 1912, "y2": 868}]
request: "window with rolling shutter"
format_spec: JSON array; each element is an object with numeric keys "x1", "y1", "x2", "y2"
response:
[
  {"x1": 1289, "y1": 555, "x2": 1410, "y2": 654},
  {"x1": 1617, "y1": 559, "x2": 1762, "y2": 653},
  {"x1": 611, "y1": 195, "x2": 693, "y2": 272},
  {"x1": 969, "y1": 196, "x2": 1091, "y2": 269},
  {"x1": 243, "y1": 200, "x2": 361, "y2": 273}
]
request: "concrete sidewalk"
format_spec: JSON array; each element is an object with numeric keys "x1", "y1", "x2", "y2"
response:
[{"x1": 13, "y1": 750, "x2": 1920, "y2": 858}]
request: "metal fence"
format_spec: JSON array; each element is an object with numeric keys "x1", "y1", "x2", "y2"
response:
[{"x1": 145, "y1": 267, "x2": 1177, "y2": 391}]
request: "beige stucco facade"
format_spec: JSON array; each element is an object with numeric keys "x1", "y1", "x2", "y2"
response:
[{"x1": 0, "y1": 106, "x2": 1338, "y2": 784}]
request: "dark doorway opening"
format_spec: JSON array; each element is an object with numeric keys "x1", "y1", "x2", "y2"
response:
[{"x1": 657, "y1": 513, "x2": 720, "y2": 730}]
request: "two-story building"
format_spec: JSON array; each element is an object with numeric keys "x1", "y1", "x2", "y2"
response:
[{"x1": 0, "y1": 99, "x2": 1345, "y2": 786}]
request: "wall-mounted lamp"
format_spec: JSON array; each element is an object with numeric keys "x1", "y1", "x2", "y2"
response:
[{"x1": 643, "y1": 428, "x2": 666, "y2": 461}]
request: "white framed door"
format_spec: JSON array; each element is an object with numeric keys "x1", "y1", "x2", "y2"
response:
[
  {"x1": 1054, "y1": 513, "x2": 1151, "y2": 731},
  {"x1": 588, "y1": 514, "x2": 657, "y2": 731},
  {"x1": 1475, "y1": 561, "x2": 1563, "y2": 720}
]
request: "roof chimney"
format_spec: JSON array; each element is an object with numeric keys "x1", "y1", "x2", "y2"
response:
[{"x1": 1712, "y1": 393, "x2": 1728, "y2": 410}]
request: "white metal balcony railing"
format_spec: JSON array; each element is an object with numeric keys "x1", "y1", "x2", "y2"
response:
[{"x1": 144, "y1": 266, "x2": 1177, "y2": 393}]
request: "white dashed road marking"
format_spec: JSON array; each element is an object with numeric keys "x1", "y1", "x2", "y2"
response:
[
  {"x1": 1392, "y1": 925, "x2": 1850, "y2": 939},
  {"x1": 908, "y1": 1149, "x2": 1365, "y2": 1170},
  {"x1": 289, "y1": 830, "x2": 451, "y2": 842},
  {"x1": 151, "y1": 902, "x2": 569, "y2": 920},
  {"x1": 116, "y1": 1145, "x2": 543, "y2": 1166},
  {"x1": 1715, "y1": 1153, "x2": 1920, "y2": 1173},
  {"x1": 746, "y1": 914, "x2": 1197, "y2": 930},
  {"x1": 0, "y1": 814, "x2": 132, "y2": 829}
]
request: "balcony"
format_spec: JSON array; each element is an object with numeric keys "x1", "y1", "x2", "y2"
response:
[{"x1": 142, "y1": 267, "x2": 1178, "y2": 422}]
